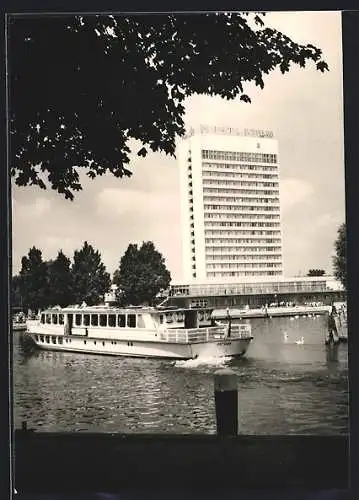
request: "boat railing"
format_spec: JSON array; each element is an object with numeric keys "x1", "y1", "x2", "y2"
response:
[
  {"x1": 158, "y1": 324, "x2": 251, "y2": 343},
  {"x1": 228, "y1": 324, "x2": 252, "y2": 338}
]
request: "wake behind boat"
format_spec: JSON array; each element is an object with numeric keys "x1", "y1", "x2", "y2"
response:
[{"x1": 25, "y1": 304, "x2": 253, "y2": 360}]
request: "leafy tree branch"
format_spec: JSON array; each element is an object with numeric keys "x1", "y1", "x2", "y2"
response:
[{"x1": 9, "y1": 13, "x2": 328, "y2": 200}]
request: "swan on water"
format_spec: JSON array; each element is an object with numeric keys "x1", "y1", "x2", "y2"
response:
[{"x1": 295, "y1": 336, "x2": 305, "y2": 345}]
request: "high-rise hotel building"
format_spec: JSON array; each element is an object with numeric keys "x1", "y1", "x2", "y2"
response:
[{"x1": 178, "y1": 125, "x2": 283, "y2": 282}]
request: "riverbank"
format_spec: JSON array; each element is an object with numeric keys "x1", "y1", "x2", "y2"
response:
[{"x1": 15, "y1": 430, "x2": 348, "y2": 492}]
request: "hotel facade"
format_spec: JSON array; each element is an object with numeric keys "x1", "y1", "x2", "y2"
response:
[{"x1": 178, "y1": 125, "x2": 283, "y2": 282}]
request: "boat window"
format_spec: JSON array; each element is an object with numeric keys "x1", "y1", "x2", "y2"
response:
[
  {"x1": 52, "y1": 314, "x2": 58, "y2": 325},
  {"x1": 165, "y1": 313, "x2": 173, "y2": 323},
  {"x1": 40, "y1": 314, "x2": 45, "y2": 324},
  {"x1": 118, "y1": 314, "x2": 126, "y2": 327},
  {"x1": 83, "y1": 314, "x2": 90, "y2": 326},
  {"x1": 91, "y1": 314, "x2": 99, "y2": 326},
  {"x1": 45, "y1": 335, "x2": 50, "y2": 343},
  {"x1": 51, "y1": 336, "x2": 57, "y2": 344},
  {"x1": 99, "y1": 314, "x2": 107, "y2": 327},
  {"x1": 40, "y1": 335, "x2": 44, "y2": 342},
  {"x1": 35, "y1": 335, "x2": 39, "y2": 341},
  {"x1": 108, "y1": 314, "x2": 116, "y2": 327},
  {"x1": 159, "y1": 315, "x2": 164, "y2": 324},
  {"x1": 75, "y1": 314, "x2": 82, "y2": 326},
  {"x1": 127, "y1": 314, "x2": 136, "y2": 328},
  {"x1": 59, "y1": 314, "x2": 64, "y2": 325},
  {"x1": 137, "y1": 315, "x2": 145, "y2": 328},
  {"x1": 46, "y1": 314, "x2": 51, "y2": 324},
  {"x1": 102, "y1": 341, "x2": 105, "y2": 346},
  {"x1": 58, "y1": 337, "x2": 63, "y2": 344}
]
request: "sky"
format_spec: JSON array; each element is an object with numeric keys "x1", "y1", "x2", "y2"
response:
[{"x1": 11, "y1": 11, "x2": 345, "y2": 282}]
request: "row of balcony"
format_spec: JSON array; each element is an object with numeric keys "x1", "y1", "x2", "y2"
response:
[
  {"x1": 188, "y1": 154, "x2": 197, "y2": 279},
  {"x1": 205, "y1": 249, "x2": 282, "y2": 254},
  {"x1": 202, "y1": 171, "x2": 279, "y2": 180},
  {"x1": 202, "y1": 199, "x2": 281, "y2": 209}
]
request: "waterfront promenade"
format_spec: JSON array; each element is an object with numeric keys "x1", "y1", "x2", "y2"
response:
[{"x1": 213, "y1": 304, "x2": 331, "y2": 319}]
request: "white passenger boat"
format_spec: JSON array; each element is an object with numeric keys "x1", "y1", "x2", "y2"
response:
[{"x1": 25, "y1": 305, "x2": 253, "y2": 359}]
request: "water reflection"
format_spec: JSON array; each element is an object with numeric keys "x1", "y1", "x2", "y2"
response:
[{"x1": 13, "y1": 315, "x2": 348, "y2": 435}]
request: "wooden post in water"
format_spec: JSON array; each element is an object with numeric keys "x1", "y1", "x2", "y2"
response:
[
  {"x1": 225, "y1": 307, "x2": 232, "y2": 337},
  {"x1": 214, "y1": 368, "x2": 238, "y2": 436}
]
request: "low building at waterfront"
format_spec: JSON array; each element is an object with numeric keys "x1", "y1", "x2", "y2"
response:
[{"x1": 164, "y1": 276, "x2": 345, "y2": 309}]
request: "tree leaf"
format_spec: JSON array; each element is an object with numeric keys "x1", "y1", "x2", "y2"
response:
[{"x1": 240, "y1": 94, "x2": 251, "y2": 103}]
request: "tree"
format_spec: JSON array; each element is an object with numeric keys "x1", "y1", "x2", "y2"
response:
[
  {"x1": 11, "y1": 275, "x2": 23, "y2": 309},
  {"x1": 112, "y1": 269, "x2": 121, "y2": 286},
  {"x1": 333, "y1": 223, "x2": 346, "y2": 289},
  {"x1": 115, "y1": 241, "x2": 171, "y2": 305},
  {"x1": 18, "y1": 246, "x2": 49, "y2": 310},
  {"x1": 46, "y1": 250, "x2": 74, "y2": 306},
  {"x1": 71, "y1": 241, "x2": 111, "y2": 305},
  {"x1": 307, "y1": 269, "x2": 326, "y2": 277},
  {"x1": 9, "y1": 13, "x2": 328, "y2": 200}
]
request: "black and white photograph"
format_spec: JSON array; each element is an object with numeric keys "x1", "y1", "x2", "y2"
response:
[{"x1": 8, "y1": 9, "x2": 349, "y2": 493}]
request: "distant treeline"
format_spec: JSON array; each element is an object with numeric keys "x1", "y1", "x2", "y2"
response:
[{"x1": 12, "y1": 241, "x2": 171, "y2": 311}]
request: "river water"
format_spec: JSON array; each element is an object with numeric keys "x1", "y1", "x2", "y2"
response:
[{"x1": 13, "y1": 315, "x2": 349, "y2": 435}]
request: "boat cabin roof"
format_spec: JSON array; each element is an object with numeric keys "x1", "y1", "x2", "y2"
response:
[
  {"x1": 42, "y1": 306, "x2": 214, "y2": 315},
  {"x1": 43, "y1": 306, "x2": 158, "y2": 315}
]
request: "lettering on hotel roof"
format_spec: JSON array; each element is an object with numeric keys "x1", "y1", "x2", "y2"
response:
[{"x1": 185, "y1": 125, "x2": 274, "y2": 139}]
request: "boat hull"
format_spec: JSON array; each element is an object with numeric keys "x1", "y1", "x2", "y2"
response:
[{"x1": 24, "y1": 332, "x2": 252, "y2": 360}]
